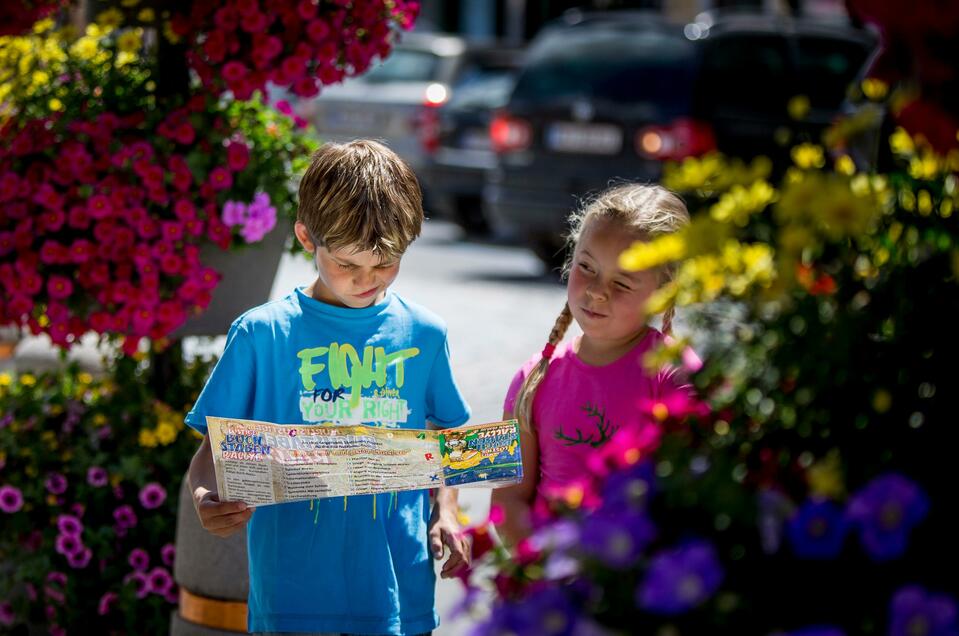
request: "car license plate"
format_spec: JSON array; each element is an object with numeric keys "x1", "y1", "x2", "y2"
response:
[
  {"x1": 459, "y1": 128, "x2": 490, "y2": 151},
  {"x1": 546, "y1": 122, "x2": 622, "y2": 155}
]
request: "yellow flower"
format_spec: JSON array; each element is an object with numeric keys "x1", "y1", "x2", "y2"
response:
[
  {"x1": 835, "y1": 155, "x2": 856, "y2": 176},
  {"x1": 791, "y1": 143, "x2": 825, "y2": 170},
  {"x1": 78, "y1": 372, "x2": 93, "y2": 385},
  {"x1": 93, "y1": 413, "x2": 108, "y2": 427},
  {"x1": 33, "y1": 18, "x2": 55, "y2": 34},
  {"x1": 872, "y1": 389, "x2": 892, "y2": 413},
  {"x1": 138, "y1": 429, "x2": 158, "y2": 448},
  {"x1": 121, "y1": 0, "x2": 140, "y2": 6},
  {"x1": 70, "y1": 36, "x2": 99, "y2": 61},
  {"x1": 808, "y1": 452, "x2": 844, "y2": 499},
  {"x1": 117, "y1": 29, "x2": 142, "y2": 54},
  {"x1": 156, "y1": 423, "x2": 177, "y2": 445},
  {"x1": 0, "y1": 373, "x2": 11, "y2": 386},
  {"x1": 709, "y1": 181, "x2": 777, "y2": 227},
  {"x1": 163, "y1": 21, "x2": 181, "y2": 44},
  {"x1": 97, "y1": 8, "x2": 124, "y2": 31},
  {"x1": 46, "y1": 494, "x2": 58, "y2": 506},
  {"x1": 48, "y1": 97, "x2": 64, "y2": 111},
  {"x1": 812, "y1": 181, "x2": 879, "y2": 240},
  {"x1": 620, "y1": 233, "x2": 686, "y2": 272},
  {"x1": 909, "y1": 153, "x2": 941, "y2": 180},
  {"x1": 889, "y1": 128, "x2": 914, "y2": 156},
  {"x1": 787, "y1": 95, "x2": 810, "y2": 120},
  {"x1": 138, "y1": 8, "x2": 155, "y2": 22},
  {"x1": 861, "y1": 78, "x2": 888, "y2": 100},
  {"x1": 20, "y1": 373, "x2": 36, "y2": 387}
]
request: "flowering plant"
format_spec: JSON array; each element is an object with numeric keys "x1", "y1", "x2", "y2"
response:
[
  {"x1": 0, "y1": 0, "x2": 66, "y2": 37},
  {"x1": 0, "y1": 353, "x2": 215, "y2": 634},
  {"x1": 464, "y1": 16, "x2": 959, "y2": 634},
  {"x1": 0, "y1": 15, "x2": 316, "y2": 352},
  {"x1": 171, "y1": 0, "x2": 420, "y2": 100}
]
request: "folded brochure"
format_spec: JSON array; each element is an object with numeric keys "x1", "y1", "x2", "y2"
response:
[{"x1": 207, "y1": 416, "x2": 523, "y2": 506}]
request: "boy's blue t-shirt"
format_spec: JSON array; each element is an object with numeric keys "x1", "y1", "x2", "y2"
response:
[{"x1": 185, "y1": 288, "x2": 470, "y2": 635}]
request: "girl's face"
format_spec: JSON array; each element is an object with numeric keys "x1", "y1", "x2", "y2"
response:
[
  {"x1": 295, "y1": 221, "x2": 401, "y2": 308},
  {"x1": 567, "y1": 217, "x2": 661, "y2": 345}
]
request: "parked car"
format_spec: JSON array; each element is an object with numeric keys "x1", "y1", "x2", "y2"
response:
[
  {"x1": 294, "y1": 33, "x2": 519, "y2": 212},
  {"x1": 484, "y1": 10, "x2": 878, "y2": 267},
  {"x1": 423, "y1": 47, "x2": 523, "y2": 234}
]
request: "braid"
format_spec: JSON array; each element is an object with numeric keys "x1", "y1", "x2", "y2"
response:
[
  {"x1": 661, "y1": 304, "x2": 676, "y2": 336},
  {"x1": 514, "y1": 303, "x2": 573, "y2": 432}
]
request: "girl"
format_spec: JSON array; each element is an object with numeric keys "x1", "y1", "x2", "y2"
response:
[{"x1": 492, "y1": 183, "x2": 694, "y2": 545}]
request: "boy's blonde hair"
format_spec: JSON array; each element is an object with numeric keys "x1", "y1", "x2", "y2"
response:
[
  {"x1": 514, "y1": 183, "x2": 690, "y2": 431},
  {"x1": 297, "y1": 140, "x2": 423, "y2": 260}
]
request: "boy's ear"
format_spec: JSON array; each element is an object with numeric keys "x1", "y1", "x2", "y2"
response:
[{"x1": 293, "y1": 221, "x2": 316, "y2": 253}]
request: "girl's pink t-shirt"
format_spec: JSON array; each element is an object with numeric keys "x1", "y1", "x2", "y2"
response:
[{"x1": 504, "y1": 329, "x2": 694, "y2": 504}]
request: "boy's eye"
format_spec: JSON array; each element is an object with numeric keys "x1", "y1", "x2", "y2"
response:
[
  {"x1": 375, "y1": 263, "x2": 397, "y2": 270},
  {"x1": 337, "y1": 262, "x2": 356, "y2": 270}
]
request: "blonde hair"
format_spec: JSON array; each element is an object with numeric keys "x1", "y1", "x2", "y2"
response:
[
  {"x1": 297, "y1": 140, "x2": 423, "y2": 260},
  {"x1": 513, "y1": 183, "x2": 689, "y2": 432}
]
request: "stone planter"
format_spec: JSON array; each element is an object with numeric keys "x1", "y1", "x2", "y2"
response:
[
  {"x1": 171, "y1": 475, "x2": 249, "y2": 635},
  {"x1": 175, "y1": 220, "x2": 291, "y2": 337}
]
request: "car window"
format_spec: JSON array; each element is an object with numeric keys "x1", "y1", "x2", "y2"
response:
[
  {"x1": 363, "y1": 48, "x2": 441, "y2": 83},
  {"x1": 795, "y1": 35, "x2": 873, "y2": 110},
  {"x1": 694, "y1": 34, "x2": 791, "y2": 118},
  {"x1": 448, "y1": 71, "x2": 516, "y2": 110},
  {"x1": 510, "y1": 26, "x2": 697, "y2": 112}
]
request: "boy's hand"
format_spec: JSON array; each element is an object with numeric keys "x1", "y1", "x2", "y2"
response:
[
  {"x1": 428, "y1": 507, "x2": 472, "y2": 579},
  {"x1": 193, "y1": 487, "x2": 253, "y2": 538}
]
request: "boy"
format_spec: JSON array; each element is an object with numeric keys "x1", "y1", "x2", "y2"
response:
[{"x1": 186, "y1": 140, "x2": 471, "y2": 635}]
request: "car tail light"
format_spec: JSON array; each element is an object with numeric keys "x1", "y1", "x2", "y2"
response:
[
  {"x1": 413, "y1": 105, "x2": 441, "y2": 154},
  {"x1": 490, "y1": 113, "x2": 532, "y2": 154},
  {"x1": 635, "y1": 118, "x2": 716, "y2": 161}
]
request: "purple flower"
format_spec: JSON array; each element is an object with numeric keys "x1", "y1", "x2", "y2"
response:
[
  {"x1": 113, "y1": 504, "x2": 138, "y2": 530},
  {"x1": 97, "y1": 591, "x2": 117, "y2": 616},
  {"x1": 161, "y1": 543, "x2": 176, "y2": 567},
  {"x1": 470, "y1": 588, "x2": 582, "y2": 636},
  {"x1": 147, "y1": 566, "x2": 174, "y2": 595},
  {"x1": 57, "y1": 514, "x2": 83, "y2": 537},
  {"x1": 0, "y1": 601, "x2": 14, "y2": 627},
  {"x1": 599, "y1": 460, "x2": 655, "y2": 513},
  {"x1": 529, "y1": 519, "x2": 581, "y2": 553},
  {"x1": 0, "y1": 485, "x2": 23, "y2": 513},
  {"x1": 67, "y1": 547, "x2": 92, "y2": 569},
  {"x1": 125, "y1": 571, "x2": 150, "y2": 599},
  {"x1": 847, "y1": 473, "x2": 929, "y2": 561},
  {"x1": 128, "y1": 548, "x2": 149, "y2": 571},
  {"x1": 87, "y1": 466, "x2": 108, "y2": 487},
  {"x1": 45, "y1": 473, "x2": 68, "y2": 495},
  {"x1": 889, "y1": 586, "x2": 958, "y2": 636},
  {"x1": 239, "y1": 192, "x2": 277, "y2": 243},
  {"x1": 637, "y1": 540, "x2": 724, "y2": 615},
  {"x1": 580, "y1": 511, "x2": 656, "y2": 568},
  {"x1": 138, "y1": 482, "x2": 167, "y2": 509},
  {"x1": 54, "y1": 533, "x2": 82, "y2": 557},
  {"x1": 786, "y1": 499, "x2": 849, "y2": 559},
  {"x1": 221, "y1": 200, "x2": 247, "y2": 226}
]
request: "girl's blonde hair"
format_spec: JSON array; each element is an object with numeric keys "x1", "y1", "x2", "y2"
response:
[{"x1": 513, "y1": 183, "x2": 689, "y2": 432}]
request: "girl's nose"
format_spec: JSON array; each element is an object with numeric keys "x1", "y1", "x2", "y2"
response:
[{"x1": 585, "y1": 282, "x2": 606, "y2": 301}]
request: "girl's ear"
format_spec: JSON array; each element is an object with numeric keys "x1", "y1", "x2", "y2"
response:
[{"x1": 294, "y1": 221, "x2": 316, "y2": 253}]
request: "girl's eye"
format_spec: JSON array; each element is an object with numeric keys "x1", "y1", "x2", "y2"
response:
[
  {"x1": 578, "y1": 262, "x2": 594, "y2": 273},
  {"x1": 615, "y1": 281, "x2": 633, "y2": 291}
]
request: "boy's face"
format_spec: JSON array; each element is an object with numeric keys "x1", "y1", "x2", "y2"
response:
[{"x1": 295, "y1": 222, "x2": 401, "y2": 309}]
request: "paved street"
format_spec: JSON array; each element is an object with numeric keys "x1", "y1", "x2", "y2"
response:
[{"x1": 272, "y1": 219, "x2": 574, "y2": 634}]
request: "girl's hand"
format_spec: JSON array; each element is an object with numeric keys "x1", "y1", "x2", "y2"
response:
[{"x1": 428, "y1": 506, "x2": 472, "y2": 579}]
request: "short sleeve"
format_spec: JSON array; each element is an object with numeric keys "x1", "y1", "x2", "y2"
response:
[
  {"x1": 502, "y1": 366, "x2": 527, "y2": 415},
  {"x1": 425, "y1": 336, "x2": 471, "y2": 428},
  {"x1": 184, "y1": 320, "x2": 256, "y2": 436}
]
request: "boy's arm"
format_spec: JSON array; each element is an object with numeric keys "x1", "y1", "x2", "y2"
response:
[
  {"x1": 426, "y1": 421, "x2": 471, "y2": 579},
  {"x1": 490, "y1": 409, "x2": 540, "y2": 547},
  {"x1": 188, "y1": 435, "x2": 253, "y2": 538}
]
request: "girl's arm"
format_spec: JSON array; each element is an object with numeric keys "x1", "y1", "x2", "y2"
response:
[{"x1": 491, "y1": 410, "x2": 540, "y2": 547}]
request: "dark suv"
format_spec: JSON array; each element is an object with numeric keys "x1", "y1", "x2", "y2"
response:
[{"x1": 485, "y1": 11, "x2": 877, "y2": 266}]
